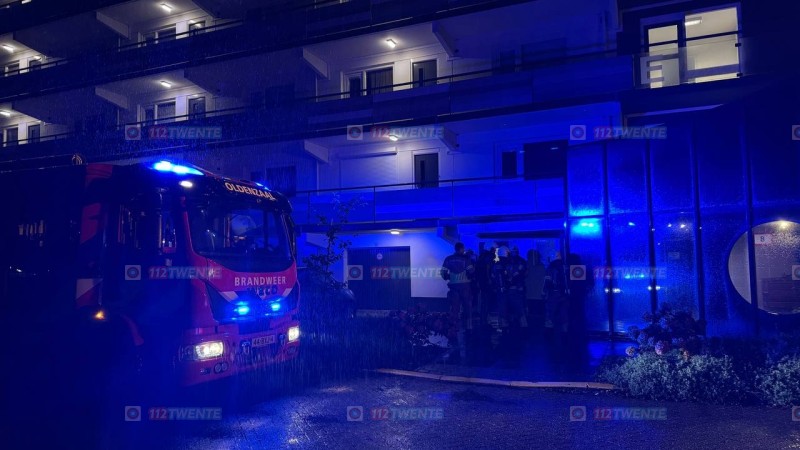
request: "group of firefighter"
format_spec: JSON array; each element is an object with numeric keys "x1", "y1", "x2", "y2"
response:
[{"x1": 440, "y1": 242, "x2": 577, "y2": 334}]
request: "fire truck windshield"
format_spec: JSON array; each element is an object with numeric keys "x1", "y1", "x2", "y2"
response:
[{"x1": 189, "y1": 202, "x2": 291, "y2": 271}]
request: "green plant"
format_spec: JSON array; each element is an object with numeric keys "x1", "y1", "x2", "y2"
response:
[
  {"x1": 626, "y1": 304, "x2": 705, "y2": 357},
  {"x1": 597, "y1": 351, "x2": 747, "y2": 404},
  {"x1": 756, "y1": 357, "x2": 800, "y2": 407},
  {"x1": 389, "y1": 304, "x2": 457, "y2": 348},
  {"x1": 301, "y1": 194, "x2": 365, "y2": 322}
]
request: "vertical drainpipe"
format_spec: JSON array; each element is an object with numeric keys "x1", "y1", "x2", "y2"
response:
[
  {"x1": 563, "y1": 147, "x2": 571, "y2": 273},
  {"x1": 690, "y1": 120, "x2": 707, "y2": 333},
  {"x1": 644, "y1": 139, "x2": 657, "y2": 314},
  {"x1": 602, "y1": 141, "x2": 614, "y2": 338},
  {"x1": 741, "y1": 105, "x2": 760, "y2": 336}
]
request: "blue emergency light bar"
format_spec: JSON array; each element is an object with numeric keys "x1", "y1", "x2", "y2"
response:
[{"x1": 152, "y1": 160, "x2": 204, "y2": 176}]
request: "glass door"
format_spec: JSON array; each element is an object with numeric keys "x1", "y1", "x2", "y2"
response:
[{"x1": 642, "y1": 23, "x2": 682, "y2": 88}]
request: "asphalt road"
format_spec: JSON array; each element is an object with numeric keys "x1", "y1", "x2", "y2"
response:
[{"x1": 81, "y1": 374, "x2": 800, "y2": 450}]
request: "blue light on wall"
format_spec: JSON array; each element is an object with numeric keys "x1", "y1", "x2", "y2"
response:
[{"x1": 571, "y1": 218, "x2": 602, "y2": 236}]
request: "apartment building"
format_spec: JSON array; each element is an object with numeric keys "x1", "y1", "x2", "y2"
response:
[{"x1": 1, "y1": 0, "x2": 798, "y2": 337}]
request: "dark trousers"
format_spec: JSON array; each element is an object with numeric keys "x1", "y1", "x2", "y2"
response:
[{"x1": 448, "y1": 283, "x2": 473, "y2": 329}]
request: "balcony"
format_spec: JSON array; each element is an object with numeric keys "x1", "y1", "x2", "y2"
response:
[
  {"x1": 637, "y1": 30, "x2": 741, "y2": 88},
  {"x1": 290, "y1": 176, "x2": 564, "y2": 226},
  {"x1": 0, "y1": 47, "x2": 631, "y2": 163},
  {"x1": 0, "y1": 0, "x2": 547, "y2": 103}
]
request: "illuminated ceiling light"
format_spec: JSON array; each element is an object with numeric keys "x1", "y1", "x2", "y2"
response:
[
  {"x1": 160, "y1": 2, "x2": 173, "y2": 13},
  {"x1": 2, "y1": 44, "x2": 14, "y2": 53},
  {"x1": 679, "y1": 223, "x2": 687, "y2": 229},
  {"x1": 390, "y1": 230, "x2": 400, "y2": 235},
  {"x1": 188, "y1": 19, "x2": 195, "y2": 24},
  {"x1": 0, "y1": 110, "x2": 11, "y2": 117},
  {"x1": 628, "y1": 222, "x2": 636, "y2": 227},
  {"x1": 388, "y1": 134, "x2": 399, "y2": 142},
  {"x1": 684, "y1": 17, "x2": 702, "y2": 26},
  {"x1": 159, "y1": 80, "x2": 172, "y2": 88},
  {"x1": 32, "y1": 55, "x2": 41, "y2": 60},
  {"x1": 21, "y1": 0, "x2": 32, "y2": 3},
  {"x1": 385, "y1": 39, "x2": 397, "y2": 49}
]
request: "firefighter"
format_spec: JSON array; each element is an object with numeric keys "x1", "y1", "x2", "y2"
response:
[
  {"x1": 543, "y1": 252, "x2": 570, "y2": 333},
  {"x1": 441, "y1": 242, "x2": 475, "y2": 330}
]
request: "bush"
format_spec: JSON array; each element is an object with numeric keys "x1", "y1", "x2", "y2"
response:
[
  {"x1": 389, "y1": 304, "x2": 457, "y2": 349},
  {"x1": 627, "y1": 304, "x2": 704, "y2": 356},
  {"x1": 756, "y1": 357, "x2": 800, "y2": 407},
  {"x1": 597, "y1": 351, "x2": 747, "y2": 404}
]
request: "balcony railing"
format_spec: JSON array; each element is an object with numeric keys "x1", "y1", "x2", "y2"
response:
[
  {"x1": 1, "y1": 20, "x2": 245, "y2": 77},
  {"x1": 0, "y1": 44, "x2": 637, "y2": 149},
  {"x1": 290, "y1": 176, "x2": 564, "y2": 225},
  {"x1": 2, "y1": 29, "x2": 752, "y2": 152},
  {"x1": 1, "y1": 131, "x2": 72, "y2": 147},
  {"x1": 637, "y1": 30, "x2": 741, "y2": 88}
]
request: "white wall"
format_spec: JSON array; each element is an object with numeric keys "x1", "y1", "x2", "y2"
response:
[
  {"x1": 118, "y1": 87, "x2": 243, "y2": 124},
  {"x1": 0, "y1": 113, "x2": 69, "y2": 143},
  {"x1": 317, "y1": 43, "x2": 451, "y2": 98},
  {"x1": 337, "y1": 230, "x2": 456, "y2": 299}
]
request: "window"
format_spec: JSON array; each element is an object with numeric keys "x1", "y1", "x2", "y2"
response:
[
  {"x1": 188, "y1": 96, "x2": 206, "y2": 119},
  {"x1": 728, "y1": 221, "x2": 800, "y2": 315},
  {"x1": 141, "y1": 26, "x2": 177, "y2": 46},
  {"x1": 27, "y1": 57, "x2": 42, "y2": 72},
  {"x1": 414, "y1": 153, "x2": 439, "y2": 188},
  {"x1": 492, "y1": 50, "x2": 516, "y2": 73},
  {"x1": 4, "y1": 61, "x2": 19, "y2": 77},
  {"x1": 264, "y1": 166, "x2": 297, "y2": 196},
  {"x1": 366, "y1": 67, "x2": 393, "y2": 95},
  {"x1": 143, "y1": 106, "x2": 155, "y2": 125},
  {"x1": 142, "y1": 101, "x2": 177, "y2": 124},
  {"x1": 189, "y1": 20, "x2": 206, "y2": 35},
  {"x1": 189, "y1": 206, "x2": 290, "y2": 260},
  {"x1": 502, "y1": 151, "x2": 519, "y2": 178},
  {"x1": 4, "y1": 127, "x2": 18, "y2": 146},
  {"x1": 157, "y1": 101, "x2": 175, "y2": 122},
  {"x1": 641, "y1": 7, "x2": 740, "y2": 88},
  {"x1": 347, "y1": 75, "x2": 362, "y2": 98},
  {"x1": 27, "y1": 123, "x2": 40, "y2": 144},
  {"x1": 412, "y1": 60, "x2": 437, "y2": 87}
]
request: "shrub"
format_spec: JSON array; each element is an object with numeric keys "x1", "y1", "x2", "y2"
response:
[
  {"x1": 756, "y1": 357, "x2": 800, "y2": 407},
  {"x1": 389, "y1": 304, "x2": 457, "y2": 348},
  {"x1": 597, "y1": 351, "x2": 747, "y2": 404},
  {"x1": 627, "y1": 304, "x2": 704, "y2": 356}
]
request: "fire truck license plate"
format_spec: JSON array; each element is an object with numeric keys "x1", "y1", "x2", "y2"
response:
[{"x1": 251, "y1": 335, "x2": 276, "y2": 347}]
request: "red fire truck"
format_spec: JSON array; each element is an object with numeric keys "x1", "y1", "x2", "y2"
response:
[{"x1": 0, "y1": 160, "x2": 300, "y2": 388}]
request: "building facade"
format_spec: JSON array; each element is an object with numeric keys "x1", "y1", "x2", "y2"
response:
[{"x1": 1, "y1": 0, "x2": 798, "y2": 337}]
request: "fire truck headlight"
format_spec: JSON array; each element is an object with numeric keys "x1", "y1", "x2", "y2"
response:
[
  {"x1": 194, "y1": 341, "x2": 224, "y2": 360},
  {"x1": 287, "y1": 326, "x2": 300, "y2": 343}
]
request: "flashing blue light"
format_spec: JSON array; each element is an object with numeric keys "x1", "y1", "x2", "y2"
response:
[
  {"x1": 270, "y1": 302, "x2": 281, "y2": 312},
  {"x1": 628, "y1": 222, "x2": 636, "y2": 227},
  {"x1": 255, "y1": 182, "x2": 270, "y2": 190},
  {"x1": 234, "y1": 305, "x2": 250, "y2": 315},
  {"x1": 152, "y1": 160, "x2": 203, "y2": 176},
  {"x1": 571, "y1": 218, "x2": 601, "y2": 237}
]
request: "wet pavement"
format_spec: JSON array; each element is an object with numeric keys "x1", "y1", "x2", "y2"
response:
[
  {"x1": 132, "y1": 375, "x2": 798, "y2": 449},
  {"x1": 5, "y1": 317, "x2": 799, "y2": 449}
]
